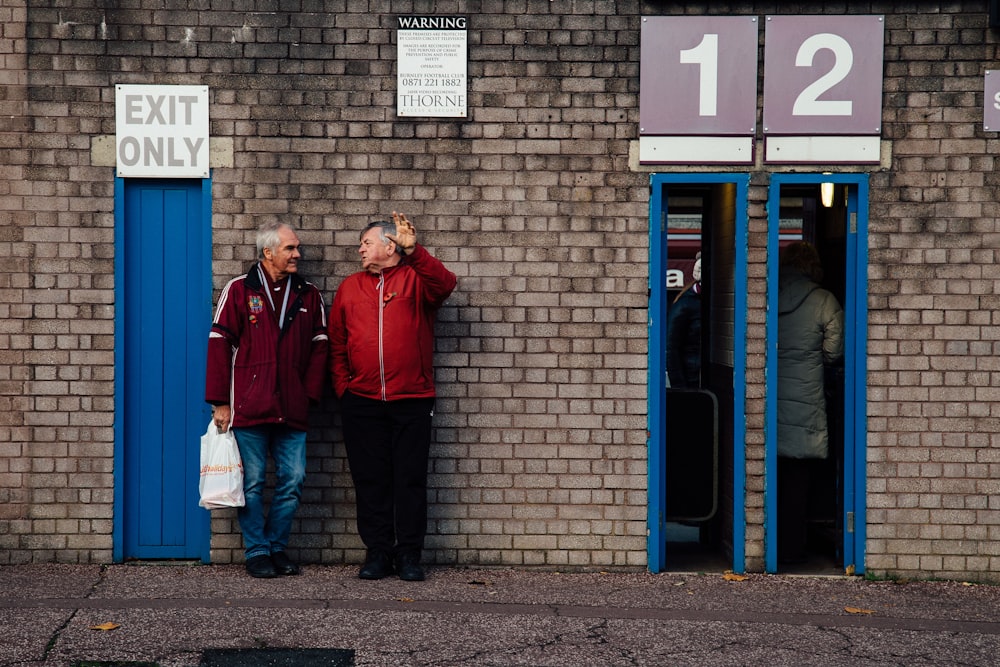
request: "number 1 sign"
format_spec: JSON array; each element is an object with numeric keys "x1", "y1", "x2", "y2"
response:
[
  {"x1": 763, "y1": 15, "x2": 884, "y2": 163},
  {"x1": 639, "y1": 16, "x2": 759, "y2": 164}
]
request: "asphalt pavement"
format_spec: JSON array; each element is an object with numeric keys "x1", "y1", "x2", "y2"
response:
[{"x1": 2, "y1": 562, "x2": 1000, "y2": 666}]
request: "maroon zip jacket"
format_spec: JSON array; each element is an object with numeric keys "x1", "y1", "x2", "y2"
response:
[
  {"x1": 205, "y1": 263, "x2": 329, "y2": 431},
  {"x1": 328, "y1": 244, "x2": 456, "y2": 401}
]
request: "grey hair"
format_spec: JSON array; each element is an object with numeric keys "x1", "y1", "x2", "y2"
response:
[
  {"x1": 361, "y1": 220, "x2": 403, "y2": 255},
  {"x1": 256, "y1": 222, "x2": 295, "y2": 257}
]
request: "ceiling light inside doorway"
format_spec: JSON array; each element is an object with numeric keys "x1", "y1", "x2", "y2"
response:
[{"x1": 820, "y1": 179, "x2": 835, "y2": 208}]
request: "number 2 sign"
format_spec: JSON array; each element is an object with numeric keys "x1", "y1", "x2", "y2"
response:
[{"x1": 763, "y1": 15, "x2": 884, "y2": 136}]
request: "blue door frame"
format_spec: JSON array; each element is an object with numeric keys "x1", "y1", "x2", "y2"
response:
[
  {"x1": 113, "y1": 176, "x2": 213, "y2": 563},
  {"x1": 764, "y1": 173, "x2": 868, "y2": 574},
  {"x1": 648, "y1": 173, "x2": 750, "y2": 573}
]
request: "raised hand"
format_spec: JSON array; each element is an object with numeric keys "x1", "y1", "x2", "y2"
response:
[{"x1": 388, "y1": 211, "x2": 417, "y2": 255}]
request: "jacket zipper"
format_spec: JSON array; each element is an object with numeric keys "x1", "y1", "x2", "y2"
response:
[
  {"x1": 377, "y1": 274, "x2": 387, "y2": 401},
  {"x1": 237, "y1": 373, "x2": 257, "y2": 411}
]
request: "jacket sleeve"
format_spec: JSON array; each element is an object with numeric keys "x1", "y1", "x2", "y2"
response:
[
  {"x1": 665, "y1": 303, "x2": 687, "y2": 387},
  {"x1": 664, "y1": 294, "x2": 691, "y2": 387},
  {"x1": 205, "y1": 278, "x2": 241, "y2": 406},
  {"x1": 327, "y1": 283, "x2": 350, "y2": 399},
  {"x1": 304, "y1": 288, "x2": 330, "y2": 404},
  {"x1": 820, "y1": 291, "x2": 845, "y2": 366},
  {"x1": 406, "y1": 244, "x2": 457, "y2": 308}
]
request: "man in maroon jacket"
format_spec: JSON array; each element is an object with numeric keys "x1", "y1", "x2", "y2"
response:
[
  {"x1": 205, "y1": 222, "x2": 329, "y2": 579},
  {"x1": 329, "y1": 212, "x2": 457, "y2": 581}
]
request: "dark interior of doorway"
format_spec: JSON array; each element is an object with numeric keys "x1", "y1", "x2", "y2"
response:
[
  {"x1": 662, "y1": 184, "x2": 732, "y2": 574},
  {"x1": 774, "y1": 182, "x2": 846, "y2": 576}
]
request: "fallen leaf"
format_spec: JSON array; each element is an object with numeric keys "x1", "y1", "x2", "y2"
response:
[
  {"x1": 723, "y1": 573, "x2": 748, "y2": 582},
  {"x1": 844, "y1": 606, "x2": 875, "y2": 615},
  {"x1": 90, "y1": 622, "x2": 120, "y2": 631}
]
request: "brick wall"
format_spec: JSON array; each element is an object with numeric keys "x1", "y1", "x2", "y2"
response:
[
  {"x1": 2, "y1": 0, "x2": 1000, "y2": 580},
  {"x1": 866, "y1": 5, "x2": 1000, "y2": 580},
  {"x1": 0, "y1": 0, "x2": 650, "y2": 569}
]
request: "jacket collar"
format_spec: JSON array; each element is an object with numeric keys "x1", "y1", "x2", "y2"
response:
[
  {"x1": 246, "y1": 262, "x2": 307, "y2": 293},
  {"x1": 367, "y1": 259, "x2": 407, "y2": 281}
]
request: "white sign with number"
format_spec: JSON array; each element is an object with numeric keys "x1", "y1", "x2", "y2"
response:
[
  {"x1": 639, "y1": 16, "x2": 759, "y2": 164},
  {"x1": 762, "y1": 15, "x2": 884, "y2": 163}
]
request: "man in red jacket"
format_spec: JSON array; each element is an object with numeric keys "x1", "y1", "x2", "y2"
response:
[
  {"x1": 329, "y1": 211, "x2": 457, "y2": 581},
  {"x1": 205, "y1": 222, "x2": 329, "y2": 579}
]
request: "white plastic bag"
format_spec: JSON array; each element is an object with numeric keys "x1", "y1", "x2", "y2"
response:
[{"x1": 198, "y1": 421, "x2": 245, "y2": 509}]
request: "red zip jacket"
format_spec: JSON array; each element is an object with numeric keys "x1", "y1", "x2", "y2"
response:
[
  {"x1": 205, "y1": 263, "x2": 329, "y2": 431},
  {"x1": 329, "y1": 244, "x2": 456, "y2": 401}
]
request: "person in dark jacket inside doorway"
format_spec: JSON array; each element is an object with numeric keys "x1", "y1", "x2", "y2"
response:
[
  {"x1": 205, "y1": 222, "x2": 329, "y2": 579},
  {"x1": 776, "y1": 241, "x2": 843, "y2": 563},
  {"x1": 665, "y1": 251, "x2": 702, "y2": 389},
  {"x1": 328, "y1": 211, "x2": 457, "y2": 582}
]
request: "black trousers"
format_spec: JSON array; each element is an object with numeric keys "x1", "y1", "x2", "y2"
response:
[
  {"x1": 340, "y1": 391, "x2": 434, "y2": 556},
  {"x1": 777, "y1": 456, "x2": 816, "y2": 562}
]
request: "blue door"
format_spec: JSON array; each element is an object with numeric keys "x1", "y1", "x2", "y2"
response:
[
  {"x1": 648, "y1": 174, "x2": 750, "y2": 573},
  {"x1": 764, "y1": 173, "x2": 868, "y2": 575},
  {"x1": 114, "y1": 177, "x2": 213, "y2": 561}
]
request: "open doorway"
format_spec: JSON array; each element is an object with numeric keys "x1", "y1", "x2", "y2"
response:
[
  {"x1": 648, "y1": 174, "x2": 749, "y2": 574},
  {"x1": 765, "y1": 174, "x2": 868, "y2": 575}
]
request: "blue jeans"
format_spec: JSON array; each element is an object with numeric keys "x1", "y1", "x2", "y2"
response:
[{"x1": 232, "y1": 424, "x2": 307, "y2": 560}]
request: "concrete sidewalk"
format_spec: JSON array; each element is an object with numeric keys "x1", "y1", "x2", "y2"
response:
[{"x1": 2, "y1": 563, "x2": 1000, "y2": 666}]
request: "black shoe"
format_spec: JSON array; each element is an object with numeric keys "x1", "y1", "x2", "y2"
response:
[
  {"x1": 395, "y1": 552, "x2": 425, "y2": 582},
  {"x1": 245, "y1": 555, "x2": 278, "y2": 579},
  {"x1": 271, "y1": 551, "x2": 300, "y2": 576},
  {"x1": 358, "y1": 550, "x2": 394, "y2": 580}
]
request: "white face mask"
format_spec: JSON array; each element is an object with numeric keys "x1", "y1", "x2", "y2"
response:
[{"x1": 692, "y1": 258, "x2": 702, "y2": 282}]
